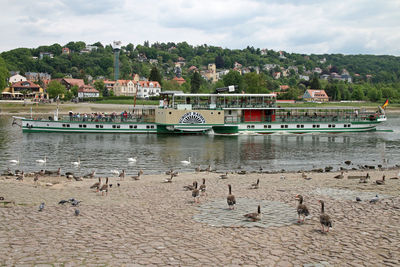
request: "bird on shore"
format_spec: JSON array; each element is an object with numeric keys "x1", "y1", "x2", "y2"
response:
[
  {"x1": 220, "y1": 172, "x2": 228, "y2": 179},
  {"x1": 183, "y1": 181, "x2": 197, "y2": 191},
  {"x1": 205, "y1": 165, "x2": 211, "y2": 172},
  {"x1": 83, "y1": 170, "x2": 96, "y2": 179},
  {"x1": 90, "y1": 178, "x2": 102, "y2": 192},
  {"x1": 356, "y1": 197, "x2": 362, "y2": 202},
  {"x1": 370, "y1": 195, "x2": 379, "y2": 204},
  {"x1": 199, "y1": 178, "x2": 206, "y2": 196},
  {"x1": 58, "y1": 200, "x2": 69, "y2": 205},
  {"x1": 110, "y1": 169, "x2": 120, "y2": 176},
  {"x1": 181, "y1": 157, "x2": 191, "y2": 165},
  {"x1": 38, "y1": 202, "x2": 45, "y2": 211},
  {"x1": 16, "y1": 171, "x2": 24, "y2": 181},
  {"x1": 192, "y1": 181, "x2": 200, "y2": 203},
  {"x1": 71, "y1": 200, "x2": 81, "y2": 206},
  {"x1": 301, "y1": 172, "x2": 307, "y2": 179},
  {"x1": 131, "y1": 171, "x2": 141, "y2": 180},
  {"x1": 164, "y1": 173, "x2": 174, "y2": 183},
  {"x1": 128, "y1": 157, "x2": 137, "y2": 163},
  {"x1": 195, "y1": 165, "x2": 201, "y2": 172},
  {"x1": 172, "y1": 171, "x2": 179, "y2": 177},
  {"x1": 36, "y1": 156, "x2": 47, "y2": 164},
  {"x1": 119, "y1": 169, "x2": 126, "y2": 180},
  {"x1": 244, "y1": 205, "x2": 261, "y2": 221},
  {"x1": 165, "y1": 169, "x2": 174, "y2": 175},
  {"x1": 280, "y1": 175, "x2": 286, "y2": 180},
  {"x1": 334, "y1": 171, "x2": 344, "y2": 179},
  {"x1": 99, "y1": 177, "x2": 109, "y2": 196},
  {"x1": 304, "y1": 177, "x2": 312, "y2": 180},
  {"x1": 375, "y1": 175, "x2": 385, "y2": 185},
  {"x1": 318, "y1": 200, "x2": 332, "y2": 232},
  {"x1": 33, "y1": 174, "x2": 39, "y2": 185},
  {"x1": 251, "y1": 179, "x2": 260, "y2": 189},
  {"x1": 71, "y1": 157, "x2": 81, "y2": 167},
  {"x1": 227, "y1": 184, "x2": 236, "y2": 210},
  {"x1": 74, "y1": 209, "x2": 80, "y2": 216},
  {"x1": 295, "y1": 194, "x2": 310, "y2": 223}
]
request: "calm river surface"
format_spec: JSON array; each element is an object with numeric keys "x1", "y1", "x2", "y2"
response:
[{"x1": 0, "y1": 115, "x2": 399, "y2": 176}]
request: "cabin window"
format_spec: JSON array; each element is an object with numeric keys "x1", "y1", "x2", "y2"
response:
[
  {"x1": 96, "y1": 125, "x2": 99, "y2": 128},
  {"x1": 328, "y1": 124, "x2": 331, "y2": 128},
  {"x1": 151, "y1": 125, "x2": 154, "y2": 129},
  {"x1": 134, "y1": 125, "x2": 137, "y2": 129},
  {"x1": 313, "y1": 125, "x2": 315, "y2": 128},
  {"x1": 117, "y1": 125, "x2": 120, "y2": 129},
  {"x1": 218, "y1": 112, "x2": 221, "y2": 115},
  {"x1": 211, "y1": 112, "x2": 214, "y2": 114},
  {"x1": 67, "y1": 124, "x2": 70, "y2": 127},
  {"x1": 297, "y1": 125, "x2": 300, "y2": 128},
  {"x1": 317, "y1": 125, "x2": 320, "y2": 128},
  {"x1": 100, "y1": 125, "x2": 103, "y2": 128},
  {"x1": 228, "y1": 110, "x2": 232, "y2": 115},
  {"x1": 247, "y1": 125, "x2": 251, "y2": 129},
  {"x1": 332, "y1": 124, "x2": 335, "y2": 128},
  {"x1": 285, "y1": 125, "x2": 288, "y2": 128},
  {"x1": 129, "y1": 125, "x2": 133, "y2": 129},
  {"x1": 83, "y1": 125, "x2": 87, "y2": 128},
  {"x1": 348, "y1": 124, "x2": 351, "y2": 127},
  {"x1": 169, "y1": 112, "x2": 172, "y2": 114},
  {"x1": 62, "y1": 124, "x2": 66, "y2": 127},
  {"x1": 79, "y1": 124, "x2": 82, "y2": 128},
  {"x1": 112, "y1": 125, "x2": 116, "y2": 128},
  {"x1": 146, "y1": 125, "x2": 150, "y2": 129},
  {"x1": 281, "y1": 125, "x2": 284, "y2": 128},
  {"x1": 301, "y1": 125, "x2": 304, "y2": 128},
  {"x1": 251, "y1": 125, "x2": 255, "y2": 128}
]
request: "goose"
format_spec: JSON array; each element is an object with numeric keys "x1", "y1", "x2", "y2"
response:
[
  {"x1": 165, "y1": 169, "x2": 174, "y2": 175},
  {"x1": 71, "y1": 157, "x2": 81, "y2": 166},
  {"x1": 251, "y1": 178, "x2": 260, "y2": 189},
  {"x1": 192, "y1": 181, "x2": 200, "y2": 203},
  {"x1": 318, "y1": 200, "x2": 332, "y2": 232},
  {"x1": 181, "y1": 157, "x2": 191, "y2": 165},
  {"x1": 334, "y1": 171, "x2": 344, "y2": 179},
  {"x1": 183, "y1": 181, "x2": 197, "y2": 191},
  {"x1": 99, "y1": 177, "x2": 109, "y2": 196},
  {"x1": 131, "y1": 171, "x2": 141, "y2": 180},
  {"x1": 36, "y1": 156, "x2": 47, "y2": 164},
  {"x1": 205, "y1": 165, "x2": 211, "y2": 172},
  {"x1": 195, "y1": 165, "x2": 201, "y2": 172},
  {"x1": 83, "y1": 170, "x2": 96, "y2": 179},
  {"x1": 199, "y1": 178, "x2": 206, "y2": 196},
  {"x1": 119, "y1": 169, "x2": 125, "y2": 180},
  {"x1": 9, "y1": 158, "x2": 20, "y2": 164},
  {"x1": 375, "y1": 175, "x2": 385, "y2": 185},
  {"x1": 90, "y1": 177, "x2": 102, "y2": 192},
  {"x1": 301, "y1": 171, "x2": 307, "y2": 179},
  {"x1": 164, "y1": 173, "x2": 173, "y2": 183},
  {"x1": 128, "y1": 157, "x2": 137, "y2": 162},
  {"x1": 227, "y1": 184, "x2": 236, "y2": 210},
  {"x1": 16, "y1": 171, "x2": 24, "y2": 181},
  {"x1": 295, "y1": 194, "x2": 310, "y2": 223},
  {"x1": 33, "y1": 174, "x2": 39, "y2": 185},
  {"x1": 244, "y1": 205, "x2": 261, "y2": 221},
  {"x1": 220, "y1": 172, "x2": 228, "y2": 179}
]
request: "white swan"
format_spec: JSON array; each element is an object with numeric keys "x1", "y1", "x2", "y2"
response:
[
  {"x1": 36, "y1": 156, "x2": 47, "y2": 164},
  {"x1": 110, "y1": 169, "x2": 120, "y2": 176},
  {"x1": 72, "y1": 157, "x2": 81, "y2": 166},
  {"x1": 128, "y1": 157, "x2": 137, "y2": 162},
  {"x1": 181, "y1": 157, "x2": 191, "y2": 165},
  {"x1": 9, "y1": 159, "x2": 19, "y2": 164}
]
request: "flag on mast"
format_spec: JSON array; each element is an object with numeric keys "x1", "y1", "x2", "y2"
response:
[{"x1": 382, "y1": 99, "x2": 389, "y2": 109}]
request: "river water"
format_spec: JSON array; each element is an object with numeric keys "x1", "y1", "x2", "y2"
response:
[{"x1": 0, "y1": 115, "x2": 399, "y2": 176}]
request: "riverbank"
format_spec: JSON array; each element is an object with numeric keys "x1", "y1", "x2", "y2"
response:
[{"x1": 0, "y1": 168, "x2": 399, "y2": 266}]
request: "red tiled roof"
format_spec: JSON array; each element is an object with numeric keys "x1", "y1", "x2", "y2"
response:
[
  {"x1": 306, "y1": 89, "x2": 328, "y2": 99},
  {"x1": 137, "y1": 81, "x2": 161, "y2": 87},
  {"x1": 63, "y1": 78, "x2": 85, "y2": 87},
  {"x1": 11, "y1": 80, "x2": 40, "y2": 89},
  {"x1": 78, "y1": 85, "x2": 99, "y2": 93},
  {"x1": 172, "y1": 77, "x2": 185, "y2": 84},
  {"x1": 280, "y1": 85, "x2": 289, "y2": 91}
]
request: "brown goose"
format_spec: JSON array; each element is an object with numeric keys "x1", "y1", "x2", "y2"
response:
[
  {"x1": 319, "y1": 200, "x2": 332, "y2": 232},
  {"x1": 251, "y1": 179, "x2": 260, "y2": 189},
  {"x1": 33, "y1": 174, "x2": 39, "y2": 185},
  {"x1": 183, "y1": 181, "x2": 197, "y2": 191},
  {"x1": 90, "y1": 177, "x2": 101, "y2": 191},
  {"x1": 195, "y1": 165, "x2": 201, "y2": 172},
  {"x1": 131, "y1": 171, "x2": 141, "y2": 180},
  {"x1": 220, "y1": 172, "x2": 228, "y2": 179},
  {"x1": 99, "y1": 177, "x2": 109, "y2": 196},
  {"x1": 376, "y1": 175, "x2": 385, "y2": 185},
  {"x1": 301, "y1": 171, "x2": 307, "y2": 179},
  {"x1": 164, "y1": 173, "x2": 173, "y2": 183},
  {"x1": 334, "y1": 171, "x2": 344, "y2": 179},
  {"x1": 199, "y1": 178, "x2": 206, "y2": 196},
  {"x1": 295, "y1": 194, "x2": 310, "y2": 223},
  {"x1": 227, "y1": 184, "x2": 236, "y2": 210},
  {"x1": 83, "y1": 170, "x2": 96, "y2": 178},
  {"x1": 244, "y1": 205, "x2": 261, "y2": 221},
  {"x1": 192, "y1": 181, "x2": 200, "y2": 203}
]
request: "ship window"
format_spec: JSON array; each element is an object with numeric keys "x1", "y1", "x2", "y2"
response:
[
  {"x1": 96, "y1": 125, "x2": 99, "y2": 128},
  {"x1": 251, "y1": 125, "x2": 255, "y2": 128},
  {"x1": 264, "y1": 125, "x2": 268, "y2": 128},
  {"x1": 301, "y1": 125, "x2": 304, "y2": 128},
  {"x1": 211, "y1": 112, "x2": 214, "y2": 114},
  {"x1": 269, "y1": 125, "x2": 272, "y2": 128},
  {"x1": 100, "y1": 125, "x2": 103, "y2": 128},
  {"x1": 285, "y1": 125, "x2": 288, "y2": 128},
  {"x1": 169, "y1": 112, "x2": 172, "y2": 114},
  {"x1": 113, "y1": 125, "x2": 116, "y2": 128},
  {"x1": 297, "y1": 125, "x2": 300, "y2": 128},
  {"x1": 79, "y1": 124, "x2": 82, "y2": 128},
  {"x1": 67, "y1": 124, "x2": 70, "y2": 127},
  {"x1": 83, "y1": 125, "x2": 87, "y2": 128},
  {"x1": 328, "y1": 124, "x2": 331, "y2": 128},
  {"x1": 146, "y1": 125, "x2": 149, "y2": 129},
  {"x1": 348, "y1": 124, "x2": 351, "y2": 127},
  {"x1": 134, "y1": 125, "x2": 137, "y2": 129},
  {"x1": 129, "y1": 125, "x2": 133, "y2": 129},
  {"x1": 317, "y1": 125, "x2": 320, "y2": 128},
  {"x1": 281, "y1": 125, "x2": 284, "y2": 128},
  {"x1": 151, "y1": 125, "x2": 154, "y2": 129},
  {"x1": 228, "y1": 111, "x2": 232, "y2": 115},
  {"x1": 62, "y1": 124, "x2": 66, "y2": 127},
  {"x1": 218, "y1": 112, "x2": 221, "y2": 115},
  {"x1": 332, "y1": 124, "x2": 335, "y2": 128},
  {"x1": 313, "y1": 125, "x2": 315, "y2": 128},
  {"x1": 247, "y1": 125, "x2": 251, "y2": 129},
  {"x1": 117, "y1": 125, "x2": 120, "y2": 129}
]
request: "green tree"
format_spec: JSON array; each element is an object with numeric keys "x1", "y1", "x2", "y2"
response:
[
  {"x1": 243, "y1": 72, "x2": 266, "y2": 93},
  {"x1": 149, "y1": 66, "x2": 162, "y2": 84},
  {"x1": 0, "y1": 56, "x2": 9, "y2": 90},
  {"x1": 190, "y1": 72, "x2": 201, "y2": 93},
  {"x1": 223, "y1": 70, "x2": 244, "y2": 91},
  {"x1": 47, "y1": 80, "x2": 66, "y2": 99},
  {"x1": 94, "y1": 80, "x2": 108, "y2": 96},
  {"x1": 309, "y1": 77, "x2": 321, "y2": 89},
  {"x1": 70, "y1": 85, "x2": 79, "y2": 97}
]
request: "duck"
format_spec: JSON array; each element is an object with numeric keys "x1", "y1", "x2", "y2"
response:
[
  {"x1": 36, "y1": 155, "x2": 47, "y2": 164},
  {"x1": 83, "y1": 170, "x2": 96, "y2": 179},
  {"x1": 181, "y1": 157, "x2": 191, "y2": 165},
  {"x1": 131, "y1": 171, "x2": 141, "y2": 180},
  {"x1": 199, "y1": 178, "x2": 206, "y2": 196},
  {"x1": 90, "y1": 177, "x2": 102, "y2": 192},
  {"x1": 227, "y1": 184, "x2": 236, "y2": 210},
  {"x1": 318, "y1": 200, "x2": 332, "y2": 232},
  {"x1": 128, "y1": 157, "x2": 137, "y2": 162},
  {"x1": 375, "y1": 175, "x2": 385, "y2": 185},
  {"x1": 334, "y1": 171, "x2": 344, "y2": 179},
  {"x1": 183, "y1": 181, "x2": 197, "y2": 191},
  {"x1": 295, "y1": 194, "x2": 310, "y2": 223},
  {"x1": 99, "y1": 177, "x2": 109, "y2": 196},
  {"x1": 244, "y1": 205, "x2": 261, "y2": 221},
  {"x1": 71, "y1": 157, "x2": 81, "y2": 166},
  {"x1": 251, "y1": 178, "x2": 260, "y2": 189},
  {"x1": 119, "y1": 169, "x2": 125, "y2": 180},
  {"x1": 164, "y1": 173, "x2": 173, "y2": 183},
  {"x1": 220, "y1": 172, "x2": 228, "y2": 179},
  {"x1": 192, "y1": 181, "x2": 200, "y2": 203}
]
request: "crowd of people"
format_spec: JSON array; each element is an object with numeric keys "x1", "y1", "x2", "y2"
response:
[{"x1": 68, "y1": 111, "x2": 136, "y2": 122}]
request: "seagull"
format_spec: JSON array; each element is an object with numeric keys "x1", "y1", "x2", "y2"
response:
[
  {"x1": 38, "y1": 202, "x2": 45, "y2": 211},
  {"x1": 128, "y1": 157, "x2": 137, "y2": 162},
  {"x1": 71, "y1": 157, "x2": 81, "y2": 166},
  {"x1": 74, "y1": 209, "x2": 80, "y2": 216},
  {"x1": 181, "y1": 157, "x2": 191, "y2": 165},
  {"x1": 36, "y1": 156, "x2": 47, "y2": 164},
  {"x1": 370, "y1": 195, "x2": 379, "y2": 204}
]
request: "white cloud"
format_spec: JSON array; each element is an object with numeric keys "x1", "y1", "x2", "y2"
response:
[{"x1": 0, "y1": 0, "x2": 399, "y2": 55}]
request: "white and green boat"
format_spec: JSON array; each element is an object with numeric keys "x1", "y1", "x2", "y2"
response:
[{"x1": 17, "y1": 93, "x2": 387, "y2": 134}]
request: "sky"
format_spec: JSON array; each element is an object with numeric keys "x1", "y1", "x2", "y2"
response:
[{"x1": 1, "y1": 0, "x2": 400, "y2": 55}]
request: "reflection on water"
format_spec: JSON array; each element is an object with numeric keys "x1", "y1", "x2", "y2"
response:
[{"x1": 0, "y1": 115, "x2": 399, "y2": 176}]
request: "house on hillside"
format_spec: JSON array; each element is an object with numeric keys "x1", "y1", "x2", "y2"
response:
[
  {"x1": 78, "y1": 85, "x2": 99, "y2": 98},
  {"x1": 39, "y1": 52, "x2": 54, "y2": 59},
  {"x1": 57, "y1": 78, "x2": 85, "y2": 91},
  {"x1": 303, "y1": 89, "x2": 329, "y2": 102},
  {"x1": 8, "y1": 74, "x2": 27, "y2": 83},
  {"x1": 113, "y1": 80, "x2": 136, "y2": 96},
  {"x1": 173, "y1": 76, "x2": 186, "y2": 85},
  {"x1": 4, "y1": 80, "x2": 44, "y2": 99},
  {"x1": 137, "y1": 81, "x2": 161, "y2": 99}
]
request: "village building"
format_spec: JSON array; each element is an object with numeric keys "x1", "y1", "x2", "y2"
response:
[
  {"x1": 8, "y1": 74, "x2": 27, "y2": 83},
  {"x1": 136, "y1": 81, "x2": 161, "y2": 99},
  {"x1": 113, "y1": 80, "x2": 136, "y2": 96},
  {"x1": 302, "y1": 89, "x2": 329, "y2": 102},
  {"x1": 78, "y1": 85, "x2": 99, "y2": 98}
]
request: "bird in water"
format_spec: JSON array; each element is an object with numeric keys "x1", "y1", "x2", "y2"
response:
[
  {"x1": 38, "y1": 202, "x2": 45, "y2": 211},
  {"x1": 375, "y1": 175, "x2": 385, "y2": 185},
  {"x1": 251, "y1": 179, "x2": 260, "y2": 189},
  {"x1": 74, "y1": 209, "x2": 80, "y2": 216},
  {"x1": 192, "y1": 181, "x2": 200, "y2": 203},
  {"x1": 243, "y1": 205, "x2": 261, "y2": 221},
  {"x1": 295, "y1": 195, "x2": 310, "y2": 223},
  {"x1": 227, "y1": 184, "x2": 236, "y2": 210},
  {"x1": 36, "y1": 156, "x2": 47, "y2": 164},
  {"x1": 318, "y1": 200, "x2": 332, "y2": 232},
  {"x1": 181, "y1": 157, "x2": 191, "y2": 165},
  {"x1": 370, "y1": 195, "x2": 379, "y2": 204},
  {"x1": 128, "y1": 157, "x2": 137, "y2": 163}
]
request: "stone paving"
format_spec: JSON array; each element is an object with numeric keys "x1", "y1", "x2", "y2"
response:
[
  {"x1": 0, "y1": 168, "x2": 399, "y2": 266},
  {"x1": 194, "y1": 198, "x2": 298, "y2": 228}
]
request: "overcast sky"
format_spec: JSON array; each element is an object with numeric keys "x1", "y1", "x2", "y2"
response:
[{"x1": 1, "y1": 0, "x2": 399, "y2": 55}]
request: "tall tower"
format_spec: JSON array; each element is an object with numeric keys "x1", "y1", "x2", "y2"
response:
[{"x1": 112, "y1": 41, "x2": 122, "y2": 81}]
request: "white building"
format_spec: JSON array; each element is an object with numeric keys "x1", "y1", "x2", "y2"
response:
[
  {"x1": 78, "y1": 86, "x2": 99, "y2": 98},
  {"x1": 137, "y1": 81, "x2": 161, "y2": 99},
  {"x1": 8, "y1": 74, "x2": 27, "y2": 84},
  {"x1": 113, "y1": 80, "x2": 137, "y2": 96}
]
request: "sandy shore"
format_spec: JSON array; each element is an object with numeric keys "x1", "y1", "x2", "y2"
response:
[{"x1": 0, "y1": 168, "x2": 399, "y2": 266}]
